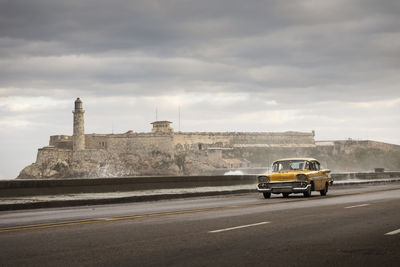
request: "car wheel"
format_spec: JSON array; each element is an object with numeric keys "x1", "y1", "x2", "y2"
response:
[
  {"x1": 263, "y1": 192, "x2": 271, "y2": 199},
  {"x1": 282, "y1": 193, "x2": 290, "y2": 198},
  {"x1": 303, "y1": 186, "x2": 312, "y2": 197},
  {"x1": 320, "y1": 183, "x2": 328, "y2": 196}
]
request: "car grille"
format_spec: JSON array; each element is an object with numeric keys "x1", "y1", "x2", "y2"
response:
[{"x1": 258, "y1": 182, "x2": 307, "y2": 189}]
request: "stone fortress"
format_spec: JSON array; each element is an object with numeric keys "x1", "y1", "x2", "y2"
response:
[{"x1": 18, "y1": 98, "x2": 400, "y2": 178}]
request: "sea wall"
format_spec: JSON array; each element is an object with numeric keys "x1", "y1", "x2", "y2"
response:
[
  {"x1": 6, "y1": 172, "x2": 400, "y2": 197},
  {"x1": 1, "y1": 175, "x2": 257, "y2": 197}
]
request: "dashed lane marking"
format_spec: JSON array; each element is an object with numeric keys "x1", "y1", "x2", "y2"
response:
[
  {"x1": 385, "y1": 228, "x2": 400, "y2": 236},
  {"x1": 344, "y1": 204, "x2": 370, "y2": 209},
  {"x1": 209, "y1": 222, "x2": 270, "y2": 233}
]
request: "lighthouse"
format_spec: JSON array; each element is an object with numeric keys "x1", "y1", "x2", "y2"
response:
[{"x1": 73, "y1": 97, "x2": 85, "y2": 151}]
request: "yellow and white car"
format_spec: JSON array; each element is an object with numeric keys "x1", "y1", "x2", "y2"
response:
[{"x1": 257, "y1": 158, "x2": 333, "y2": 198}]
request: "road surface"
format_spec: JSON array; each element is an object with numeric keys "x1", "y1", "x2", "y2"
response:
[{"x1": 0, "y1": 184, "x2": 399, "y2": 266}]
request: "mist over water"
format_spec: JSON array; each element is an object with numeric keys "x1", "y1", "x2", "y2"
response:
[
  {"x1": 224, "y1": 170, "x2": 245, "y2": 175},
  {"x1": 223, "y1": 168, "x2": 272, "y2": 175}
]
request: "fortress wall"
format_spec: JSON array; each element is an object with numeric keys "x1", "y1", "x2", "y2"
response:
[
  {"x1": 49, "y1": 135, "x2": 72, "y2": 146},
  {"x1": 106, "y1": 135, "x2": 175, "y2": 155},
  {"x1": 173, "y1": 132, "x2": 315, "y2": 150},
  {"x1": 85, "y1": 134, "x2": 109, "y2": 150},
  {"x1": 231, "y1": 133, "x2": 315, "y2": 145},
  {"x1": 54, "y1": 141, "x2": 73, "y2": 150},
  {"x1": 173, "y1": 133, "x2": 232, "y2": 149},
  {"x1": 47, "y1": 131, "x2": 316, "y2": 153},
  {"x1": 49, "y1": 135, "x2": 73, "y2": 149}
]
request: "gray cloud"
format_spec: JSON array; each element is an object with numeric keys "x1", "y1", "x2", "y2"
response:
[{"x1": 0, "y1": 0, "x2": 399, "y2": 177}]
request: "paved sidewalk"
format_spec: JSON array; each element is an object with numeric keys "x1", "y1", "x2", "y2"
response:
[{"x1": 1, "y1": 178, "x2": 399, "y2": 211}]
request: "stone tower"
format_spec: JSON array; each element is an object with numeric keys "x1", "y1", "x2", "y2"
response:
[
  {"x1": 73, "y1": 98, "x2": 85, "y2": 151},
  {"x1": 151, "y1": 121, "x2": 173, "y2": 134}
]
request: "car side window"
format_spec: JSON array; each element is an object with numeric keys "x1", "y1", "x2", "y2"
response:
[
  {"x1": 278, "y1": 163, "x2": 283, "y2": 171},
  {"x1": 315, "y1": 162, "x2": 320, "y2": 170},
  {"x1": 304, "y1": 161, "x2": 309, "y2": 170},
  {"x1": 309, "y1": 162, "x2": 315, "y2": 170}
]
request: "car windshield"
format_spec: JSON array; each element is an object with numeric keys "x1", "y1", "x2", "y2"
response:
[{"x1": 272, "y1": 160, "x2": 306, "y2": 172}]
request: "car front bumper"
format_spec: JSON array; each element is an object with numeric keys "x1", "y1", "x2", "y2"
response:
[{"x1": 257, "y1": 181, "x2": 311, "y2": 194}]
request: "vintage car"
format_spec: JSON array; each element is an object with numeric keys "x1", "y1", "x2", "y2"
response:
[{"x1": 257, "y1": 158, "x2": 333, "y2": 198}]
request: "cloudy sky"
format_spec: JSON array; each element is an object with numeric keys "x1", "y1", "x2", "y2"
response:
[{"x1": 1, "y1": 0, "x2": 399, "y2": 178}]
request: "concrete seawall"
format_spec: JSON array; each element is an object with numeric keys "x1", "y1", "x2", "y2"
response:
[
  {"x1": 331, "y1": 171, "x2": 400, "y2": 181},
  {"x1": 0, "y1": 175, "x2": 257, "y2": 197}
]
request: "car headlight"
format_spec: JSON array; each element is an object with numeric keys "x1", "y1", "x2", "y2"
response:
[
  {"x1": 296, "y1": 174, "x2": 307, "y2": 181},
  {"x1": 258, "y1": 176, "x2": 269, "y2": 183}
]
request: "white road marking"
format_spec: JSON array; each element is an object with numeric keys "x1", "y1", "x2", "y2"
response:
[
  {"x1": 344, "y1": 204, "x2": 370, "y2": 209},
  {"x1": 385, "y1": 228, "x2": 400, "y2": 236},
  {"x1": 209, "y1": 221, "x2": 270, "y2": 233}
]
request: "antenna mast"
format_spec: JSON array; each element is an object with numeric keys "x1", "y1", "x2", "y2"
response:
[
  {"x1": 156, "y1": 107, "x2": 158, "y2": 121},
  {"x1": 178, "y1": 105, "x2": 181, "y2": 132}
]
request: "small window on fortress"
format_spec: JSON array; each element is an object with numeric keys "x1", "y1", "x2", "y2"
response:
[{"x1": 198, "y1": 144, "x2": 202, "y2": 150}]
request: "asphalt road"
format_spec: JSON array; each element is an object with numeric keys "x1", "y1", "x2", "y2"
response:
[{"x1": 0, "y1": 184, "x2": 399, "y2": 267}]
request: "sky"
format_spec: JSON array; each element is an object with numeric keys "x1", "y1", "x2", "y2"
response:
[{"x1": 0, "y1": 0, "x2": 399, "y2": 178}]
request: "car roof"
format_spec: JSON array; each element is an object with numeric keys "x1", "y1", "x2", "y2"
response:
[{"x1": 273, "y1": 158, "x2": 318, "y2": 162}]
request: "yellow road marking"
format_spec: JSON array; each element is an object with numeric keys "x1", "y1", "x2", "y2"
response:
[
  {"x1": 0, "y1": 207, "x2": 229, "y2": 233},
  {"x1": 0, "y1": 187, "x2": 398, "y2": 234},
  {"x1": 0, "y1": 218, "x2": 103, "y2": 233}
]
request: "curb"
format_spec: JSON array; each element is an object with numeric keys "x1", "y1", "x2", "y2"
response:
[{"x1": 0, "y1": 179, "x2": 399, "y2": 211}]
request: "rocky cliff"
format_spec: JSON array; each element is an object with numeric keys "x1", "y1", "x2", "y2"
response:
[{"x1": 18, "y1": 147, "x2": 223, "y2": 178}]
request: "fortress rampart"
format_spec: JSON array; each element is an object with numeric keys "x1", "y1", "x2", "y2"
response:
[{"x1": 50, "y1": 131, "x2": 316, "y2": 151}]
